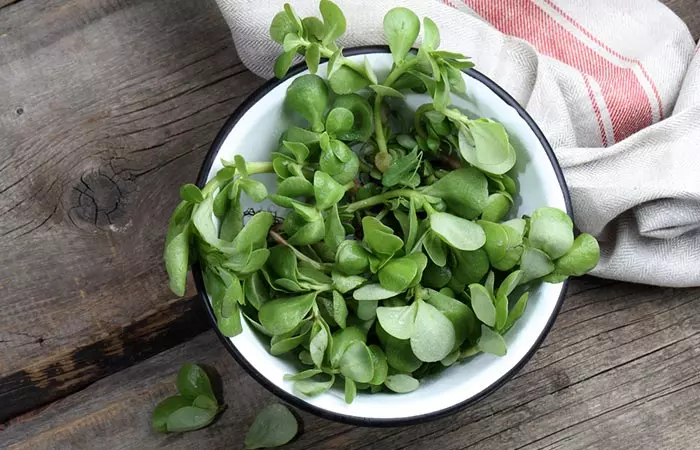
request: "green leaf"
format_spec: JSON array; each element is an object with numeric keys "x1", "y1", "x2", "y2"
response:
[
  {"x1": 244, "y1": 403, "x2": 298, "y2": 449},
  {"x1": 406, "y1": 252, "x2": 428, "y2": 287},
  {"x1": 332, "y1": 290, "x2": 348, "y2": 328},
  {"x1": 370, "y1": 84, "x2": 404, "y2": 98},
  {"x1": 481, "y1": 193, "x2": 511, "y2": 222},
  {"x1": 441, "y1": 350, "x2": 460, "y2": 367},
  {"x1": 421, "y1": 167, "x2": 488, "y2": 219},
  {"x1": 553, "y1": 233, "x2": 600, "y2": 276},
  {"x1": 529, "y1": 207, "x2": 575, "y2": 259},
  {"x1": 520, "y1": 247, "x2": 555, "y2": 283},
  {"x1": 152, "y1": 396, "x2": 192, "y2": 433},
  {"x1": 495, "y1": 293, "x2": 508, "y2": 331},
  {"x1": 429, "y1": 212, "x2": 486, "y2": 251},
  {"x1": 382, "y1": 148, "x2": 420, "y2": 188},
  {"x1": 422, "y1": 17, "x2": 440, "y2": 50},
  {"x1": 362, "y1": 216, "x2": 403, "y2": 255},
  {"x1": 267, "y1": 245, "x2": 298, "y2": 282},
  {"x1": 274, "y1": 49, "x2": 297, "y2": 79},
  {"x1": 423, "y1": 231, "x2": 447, "y2": 266},
  {"x1": 176, "y1": 363, "x2": 215, "y2": 401},
  {"x1": 479, "y1": 220, "x2": 508, "y2": 265},
  {"x1": 283, "y1": 369, "x2": 322, "y2": 381},
  {"x1": 305, "y1": 43, "x2": 321, "y2": 74},
  {"x1": 496, "y1": 270, "x2": 522, "y2": 299},
  {"x1": 484, "y1": 271, "x2": 495, "y2": 297},
  {"x1": 353, "y1": 283, "x2": 400, "y2": 301},
  {"x1": 469, "y1": 283, "x2": 496, "y2": 327},
  {"x1": 314, "y1": 171, "x2": 346, "y2": 210},
  {"x1": 332, "y1": 271, "x2": 365, "y2": 294},
  {"x1": 310, "y1": 321, "x2": 330, "y2": 368},
  {"x1": 302, "y1": 16, "x2": 326, "y2": 40},
  {"x1": 368, "y1": 345, "x2": 388, "y2": 385},
  {"x1": 344, "y1": 377, "x2": 357, "y2": 403},
  {"x1": 444, "y1": 64, "x2": 466, "y2": 94},
  {"x1": 270, "y1": 321, "x2": 311, "y2": 355},
  {"x1": 232, "y1": 212, "x2": 274, "y2": 252},
  {"x1": 258, "y1": 292, "x2": 317, "y2": 335},
  {"x1": 329, "y1": 327, "x2": 366, "y2": 367},
  {"x1": 459, "y1": 121, "x2": 516, "y2": 175},
  {"x1": 239, "y1": 178, "x2": 267, "y2": 202},
  {"x1": 325, "y1": 107, "x2": 354, "y2": 135},
  {"x1": 270, "y1": 11, "x2": 297, "y2": 44},
  {"x1": 405, "y1": 198, "x2": 419, "y2": 252},
  {"x1": 283, "y1": 3, "x2": 303, "y2": 33},
  {"x1": 503, "y1": 292, "x2": 529, "y2": 332},
  {"x1": 331, "y1": 94, "x2": 373, "y2": 141},
  {"x1": 383, "y1": 7, "x2": 420, "y2": 65},
  {"x1": 282, "y1": 140, "x2": 311, "y2": 163},
  {"x1": 477, "y1": 325, "x2": 507, "y2": 356},
  {"x1": 166, "y1": 406, "x2": 218, "y2": 433},
  {"x1": 180, "y1": 184, "x2": 204, "y2": 203},
  {"x1": 286, "y1": 74, "x2": 328, "y2": 132},
  {"x1": 276, "y1": 176, "x2": 314, "y2": 198},
  {"x1": 385, "y1": 374, "x2": 420, "y2": 393},
  {"x1": 319, "y1": 141, "x2": 360, "y2": 184},
  {"x1": 288, "y1": 217, "x2": 326, "y2": 246},
  {"x1": 384, "y1": 335, "x2": 422, "y2": 373},
  {"x1": 328, "y1": 66, "x2": 370, "y2": 94},
  {"x1": 378, "y1": 257, "x2": 418, "y2": 292},
  {"x1": 282, "y1": 33, "x2": 304, "y2": 53},
  {"x1": 324, "y1": 204, "x2": 345, "y2": 255},
  {"x1": 421, "y1": 262, "x2": 452, "y2": 289},
  {"x1": 164, "y1": 202, "x2": 193, "y2": 296},
  {"x1": 335, "y1": 240, "x2": 370, "y2": 275},
  {"x1": 410, "y1": 300, "x2": 456, "y2": 362},
  {"x1": 339, "y1": 341, "x2": 374, "y2": 383},
  {"x1": 424, "y1": 288, "x2": 478, "y2": 347},
  {"x1": 244, "y1": 272, "x2": 269, "y2": 310},
  {"x1": 376, "y1": 302, "x2": 418, "y2": 340},
  {"x1": 319, "y1": 0, "x2": 346, "y2": 44},
  {"x1": 192, "y1": 394, "x2": 218, "y2": 411},
  {"x1": 294, "y1": 375, "x2": 335, "y2": 396}
]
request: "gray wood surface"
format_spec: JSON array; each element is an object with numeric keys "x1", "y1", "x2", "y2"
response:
[
  {"x1": 1, "y1": 0, "x2": 700, "y2": 448},
  {"x1": 4, "y1": 277, "x2": 700, "y2": 450},
  {"x1": 0, "y1": 0, "x2": 261, "y2": 420}
]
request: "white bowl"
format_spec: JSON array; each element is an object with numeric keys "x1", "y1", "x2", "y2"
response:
[{"x1": 194, "y1": 47, "x2": 571, "y2": 426}]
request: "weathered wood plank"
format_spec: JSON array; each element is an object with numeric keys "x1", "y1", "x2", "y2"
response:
[
  {"x1": 3, "y1": 278, "x2": 700, "y2": 449},
  {"x1": 0, "y1": 296, "x2": 207, "y2": 423},
  {"x1": 0, "y1": 0, "x2": 262, "y2": 419}
]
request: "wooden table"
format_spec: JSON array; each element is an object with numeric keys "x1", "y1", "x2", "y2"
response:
[{"x1": 2, "y1": 0, "x2": 699, "y2": 448}]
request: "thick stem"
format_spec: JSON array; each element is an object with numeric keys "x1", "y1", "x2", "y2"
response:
[
  {"x1": 373, "y1": 59, "x2": 419, "y2": 170},
  {"x1": 269, "y1": 230, "x2": 331, "y2": 272},
  {"x1": 344, "y1": 189, "x2": 423, "y2": 213}
]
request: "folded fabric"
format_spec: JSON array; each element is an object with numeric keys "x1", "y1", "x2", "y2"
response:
[{"x1": 215, "y1": 0, "x2": 700, "y2": 287}]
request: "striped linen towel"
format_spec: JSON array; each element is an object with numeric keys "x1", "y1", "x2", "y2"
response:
[{"x1": 215, "y1": 0, "x2": 700, "y2": 287}]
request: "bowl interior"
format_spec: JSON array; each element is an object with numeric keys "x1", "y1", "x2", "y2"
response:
[{"x1": 200, "y1": 50, "x2": 568, "y2": 422}]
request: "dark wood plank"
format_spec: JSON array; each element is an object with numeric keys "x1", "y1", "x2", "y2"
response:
[
  {"x1": 4, "y1": 278, "x2": 700, "y2": 449},
  {"x1": 0, "y1": 0, "x2": 262, "y2": 420}
]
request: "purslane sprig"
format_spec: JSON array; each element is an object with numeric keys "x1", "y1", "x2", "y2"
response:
[{"x1": 163, "y1": 0, "x2": 600, "y2": 403}]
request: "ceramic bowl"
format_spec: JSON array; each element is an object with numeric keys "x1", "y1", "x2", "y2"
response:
[{"x1": 194, "y1": 46, "x2": 571, "y2": 426}]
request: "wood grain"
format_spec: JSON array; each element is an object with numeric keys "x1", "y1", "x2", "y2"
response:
[
  {"x1": 0, "y1": 0, "x2": 261, "y2": 419},
  {"x1": 3, "y1": 277, "x2": 700, "y2": 450}
]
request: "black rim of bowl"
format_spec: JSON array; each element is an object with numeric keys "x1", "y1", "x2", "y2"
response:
[{"x1": 193, "y1": 45, "x2": 572, "y2": 427}]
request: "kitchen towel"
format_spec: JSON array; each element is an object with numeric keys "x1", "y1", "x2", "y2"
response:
[{"x1": 215, "y1": 0, "x2": 700, "y2": 287}]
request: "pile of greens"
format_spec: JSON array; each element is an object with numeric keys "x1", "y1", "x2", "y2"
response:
[{"x1": 164, "y1": 1, "x2": 600, "y2": 404}]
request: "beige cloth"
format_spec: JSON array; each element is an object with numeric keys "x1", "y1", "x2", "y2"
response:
[{"x1": 215, "y1": 0, "x2": 700, "y2": 287}]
